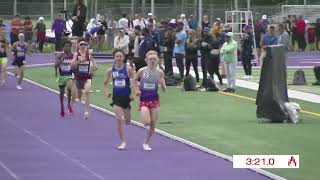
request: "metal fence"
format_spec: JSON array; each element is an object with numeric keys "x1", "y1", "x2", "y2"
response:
[{"x1": 0, "y1": 1, "x2": 294, "y2": 23}]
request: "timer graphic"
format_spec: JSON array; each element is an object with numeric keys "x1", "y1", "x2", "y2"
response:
[{"x1": 233, "y1": 155, "x2": 299, "y2": 169}]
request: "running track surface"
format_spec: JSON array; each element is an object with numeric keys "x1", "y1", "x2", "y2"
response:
[
  {"x1": 7, "y1": 52, "x2": 320, "y2": 67},
  {"x1": 0, "y1": 78, "x2": 273, "y2": 179}
]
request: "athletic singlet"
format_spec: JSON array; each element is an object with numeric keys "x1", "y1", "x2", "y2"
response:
[
  {"x1": 59, "y1": 53, "x2": 74, "y2": 76},
  {"x1": 75, "y1": 51, "x2": 92, "y2": 80},
  {"x1": 140, "y1": 68, "x2": 160, "y2": 101},
  {"x1": 13, "y1": 43, "x2": 27, "y2": 61},
  {"x1": 112, "y1": 64, "x2": 131, "y2": 96},
  {"x1": 0, "y1": 40, "x2": 7, "y2": 58}
]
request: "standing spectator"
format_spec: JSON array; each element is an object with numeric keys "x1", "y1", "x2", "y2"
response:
[
  {"x1": 261, "y1": 15, "x2": 269, "y2": 34},
  {"x1": 132, "y1": 25, "x2": 142, "y2": 71},
  {"x1": 284, "y1": 16, "x2": 292, "y2": 36},
  {"x1": 133, "y1": 14, "x2": 146, "y2": 29},
  {"x1": 10, "y1": 14, "x2": 24, "y2": 45},
  {"x1": 307, "y1": 24, "x2": 316, "y2": 51},
  {"x1": 179, "y1": 14, "x2": 189, "y2": 31},
  {"x1": 201, "y1": 15, "x2": 210, "y2": 30},
  {"x1": 107, "y1": 18, "x2": 118, "y2": 49},
  {"x1": 185, "y1": 30, "x2": 199, "y2": 83},
  {"x1": 72, "y1": 0, "x2": 87, "y2": 37},
  {"x1": 118, "y1": 14, "x2": 129, "y2": 32},
  {"x1": 127, "y1": 16, "x2": 134, "y2": 33},
  {"x1": 188, "y1": 14, "x2": 198, "y2": 30},
  {"x1": 114, "y1": 29, "x2": 130, "y2": 63},
  {"x1": 240, "y1": 25, "x2": 254, "y2": 79},
  {"x1": 148, "y1": 23, "x2": 160, "y2": 54},
  {"x1": 315, "y1": 18, "x2": 320, "y2": 50},
  {"x1": 220, "y1": 32, "x2": 238, "y2": 93},
  {"x1": 174, "y1": 22, "x2": 187, "y2": 82},
  {"x1": 254, "y1": 20, "x2": 263, "y2": 62},
  {"x1": 23, "y1": 17, "x2": 33, "y2": 44},
  {"x1": 260, "y1": 26, "x2": 278, "y2": 63},
  {"x1": 138, "y1": 28, "x2": 155, "y2": 65},
  {"x1": 52, "y1": 14, "x2": 65, "y2": 51},
  {"x1": 278, "y1": 24, "x2": 290, "y2": 51},
  {"x1": 146, "y1": 13, "x2": 156, "y2": 28},
  {"x1": 295, "y1": 15, "x2": 306, "y2": 51},
  {"x1": 96, "y1": 15, "x2": 108, "y2": 52},
  {"x1": 211, "y1": 18, "x2": 224, "y2": 38},
  {"x1": 35, "y1": 17, "x2": 46, "y2": 52},
  {"x1": 163, "y1": 27, "x2": 175, "y2": 76}
]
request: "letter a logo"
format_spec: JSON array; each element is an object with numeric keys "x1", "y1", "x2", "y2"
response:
[{"x1": 288, "y1": 156, "x2": 297, "y2": 167}]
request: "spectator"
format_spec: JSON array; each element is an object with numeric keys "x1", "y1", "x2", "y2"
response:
[
  {"x1": 52, "y1": 14, "x2": 65, "y2": 51},
  {"x1": 174, "y1": 22, "x2": 187, "y2": 82},
  {"x1": 291, "y1": 17, "x2": 297, "y2": 50},
  {"x1": 10, "y1": 14, "x2": 24, "y2": 45},
  {"x1": 148, "y1": 23, "x2": 160, "y2": 54},
  {"x1": 211, "y1": 18, "x2": 224, "y2": 38},
  {"x1": 240, "y1": 25, "x2": 254, "y2": 79},
  {"x1": 202, "y1": 15, "x2": 210, "y2": 30},
  {"x1": 163, "y1": 27, "x2": 175, "y2": 76},
  {"x1": 133, "y1": 14, "x2": 146, "y2": 29},
  {"x1": 179, "y1": 14, "x2": 189, "y2": 31},
  {"x1": 295, "y1": 15, "x2": 306, "y2": 51},
  {"x1": 107, "y1": 18, "x2": 118, "y2": 48},
  {"x1": 72, "y1": 0, "x2": 87, "y2": 37},
  {"x1": 132, "y1": 25, "x2": 144, "y2": 71},
  {"x1": 23, "y1": 17, "x2": 33, "y2": 44},
  {"x1": 307, "y1": 23, "x2": 316, "y2": 51},
  {"x1": 315, "y1": 18, "x2": 320, "y2": 50},
  {"x1": 138, "y1": 28, "x2": 155, "y2": 64},
  {"x1": 278, "y1": 24, "x2": 290, "y2": 51},
  {"x1": 96, "y1": 15, "x2": 108, "y2": 52},
  {"x1": 261, "y1": 15, "x2": 269, "y2": 34},
  {"x1": 35, "y1": 17, "x2": 46, "y2": 52},
  {"x1": 146, "y1": 13, "x2": 156, "y2": 28},
  {"x1": 114, "y1": 29, "x2": 130, "y2": 63},
  {"x1": 188, "y1": 14, "x2": 198, "y2": 30},
  {"x1": 127, "y1": 16, "x2": 134, "y2": 32},
  {"x1": 185, "y1": 29, "x2": 199, "y2": 83},
  {"x1": 261, "y1": 26, "x2": 278, "y2": 47},
  {"x1": 118, "y1": 14, "x2": 129, "y2": 31},
  {"x1": 220, "y1": 32, "x2": 237, "y2": 93}
]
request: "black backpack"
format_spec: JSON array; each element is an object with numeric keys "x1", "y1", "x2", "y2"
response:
[
  {"x1": 293, "y1": 69, "x2": 307, "y2": 85},
  {"x1": 206, "y1": 78, "x2": 219, "y2": 91},
  {"x1": 165, "y1": 75, "x2": 180, "y2": 86},
  {"x1": 183, "y1": 75, "x2": 197, "y2": 91}
]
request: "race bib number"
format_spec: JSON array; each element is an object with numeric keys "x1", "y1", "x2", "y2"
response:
[
  {"x1": 61, "y1": 64, "x2": 71, "y2": 72},
  {"x1": 143, "y1": 83, "x2": 156, "y2": 90},
  {"x1": 78, "y1": 62, "x2": 90, "y2": 74},
  {"x1": 210, "y1": 49, "x2": 220, "y2": 55},
  {"x1": 0, "y1": 47, "x2": 4, "y2": 53},
  {"x1": 17, "y1": 51, "x2": 25, "y2": 57},
  {"x1": 61, "y1": 59, "x2": 72, "y2": 72},
  {"x1": 114, "y1": 79, "x2": 126, "y2": 88}
]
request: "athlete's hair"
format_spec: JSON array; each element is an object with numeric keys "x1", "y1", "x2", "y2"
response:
[
  {"x1": 145, "y1": 50, "x2": 159, "y2": 61},
  {"x1": 77, "y1": 38, "x2": 87, "y2": 43},
  {"x1": 63, "y1": 40, "x2": 72, "y2": 47},
  {"x1": 112, "y1": 48, "x2": 125, "y2": 57}
]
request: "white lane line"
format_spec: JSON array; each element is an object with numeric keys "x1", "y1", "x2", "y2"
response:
[{"x1": 0, "y1": 161, "x2": 21, "y2": 180}]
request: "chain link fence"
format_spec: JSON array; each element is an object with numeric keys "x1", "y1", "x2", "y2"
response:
[{"x1": 0, "y1": 1, "x2": 284, "y2": 23}]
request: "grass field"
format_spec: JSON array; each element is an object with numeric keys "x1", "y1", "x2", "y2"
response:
[{"x1": 23, "y1": 64, "x2": 320, "y2": 180}]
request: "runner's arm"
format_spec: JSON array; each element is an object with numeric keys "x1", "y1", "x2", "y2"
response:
[
  {"x1": 54, "y1": 54, "x2": 63, "y2": 77},
  {"x1": 159, "y1": 69, "x2": 166, "y2": 92},
  {"x1": 133, "y1": 68, "x2": 143, "y2": 96},
  {"x1": 103, "y1": 68, "x2": 112, "y2": 97},
  {"x1": 127, "y1": 65, "x2": 135, "y2": 99}
]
